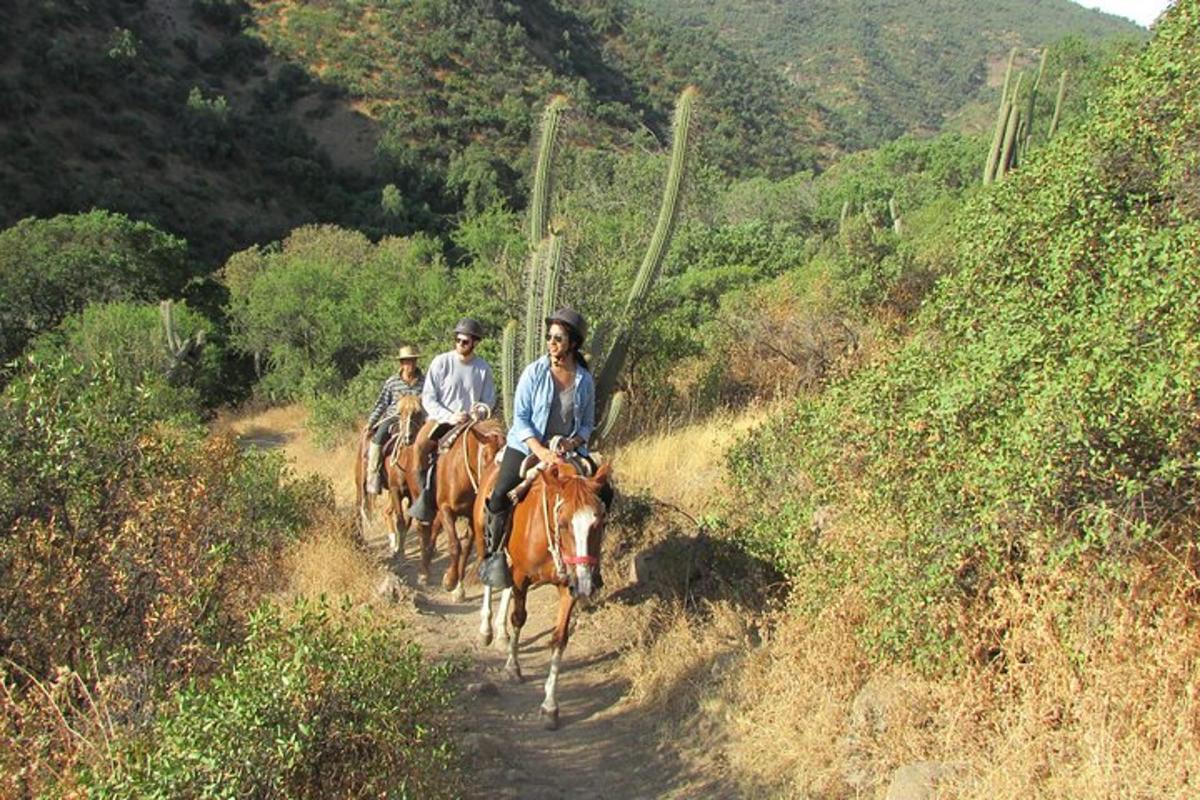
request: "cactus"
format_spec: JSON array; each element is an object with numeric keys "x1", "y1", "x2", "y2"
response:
[
  {"x1": 528, "y1": 95, "x2": 568, "y2": 249},
  {"x1": 1024, "y1": 49, "x2": 1048, "y2": 150},
  {"x1": 159, "y1": 299, "x2": 205, "y2": 382},
  {"x1": 499, "y1": 88, "x2": 698, "y2": 436},
  {"x1": 595, "y1": 390, "x2": 625, "y2": 446},
  {"x1": 500, "y1": 319, "x2": 519, "y2": 428},
  {"x1": 1048, "y1": 69, "x2": 1068, "y2": 140},
  {"x1": 839, "y1": 199, "x2": 852, "y2": 232},
  {"x1": 997, "y1": 101, "x2": 1021, "y2": 181},
  {"x1": 594, "y1": 86, "x2": 697, "y2": 417},
  {"x1": 889, "y1": 196, "x2": 902, "y2": 235}
]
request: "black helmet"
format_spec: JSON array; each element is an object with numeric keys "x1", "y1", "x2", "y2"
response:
[
  {"x1": 454, "y1": 318, "x2": 485, "y2": 340},
  {"x1": 545, "y1": 308, "x2": 587, "y2": 342}
]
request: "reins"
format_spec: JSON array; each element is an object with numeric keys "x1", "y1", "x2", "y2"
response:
[{"x1": 538, "y1": 475, "x2": 599, "y2": 581}]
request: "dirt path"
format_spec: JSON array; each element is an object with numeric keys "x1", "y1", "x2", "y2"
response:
[{"x1": 223, "y1": 405, "x2": 735, "y2": 799}]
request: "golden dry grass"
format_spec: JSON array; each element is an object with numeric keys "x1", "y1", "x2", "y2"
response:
[
  {"x1": 215, "y1": 403, "x2": 360, "y2": 506},
  {"x1": 610, "y1": 403, "x2": 775, "y2": 513}
]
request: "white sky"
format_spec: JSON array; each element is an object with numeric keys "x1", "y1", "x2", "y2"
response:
[{"x1": 1069, "y1": 0, "x2": 1175, "y2": 27}]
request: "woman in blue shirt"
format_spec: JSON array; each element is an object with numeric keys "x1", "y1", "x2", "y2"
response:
[{"x1": 480, "y1": 308, "x2": 614, "y2": 589}]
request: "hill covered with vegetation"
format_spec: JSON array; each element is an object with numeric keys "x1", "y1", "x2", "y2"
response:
[{"x1": 649, "y1": 0, "x2": 1145, "y2": 146}]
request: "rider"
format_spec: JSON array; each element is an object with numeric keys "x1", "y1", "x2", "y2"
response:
[
  {"x1": 365, "y1": 345, "x2": 424, "y2": 495},
  {"x1": 479, "y1": 308, "x2": 614, "y2": 590},
  {"x1": 408, "y1": 318, "x2": 496, "y2": 523}
]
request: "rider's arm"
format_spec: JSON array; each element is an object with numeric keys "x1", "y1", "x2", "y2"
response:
[
  {"x1": 366, "y1": 380, "x2": 392, "y2": 429},
  {"x1": 421, "y1": 355, "x2": 456, "y2": 424},
  {"x1": 508, "y1": 362, "x2": 541, "y2": 447}
]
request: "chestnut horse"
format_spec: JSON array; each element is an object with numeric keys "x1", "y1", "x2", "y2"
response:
[
  {"x1": 355, "y1": 395, "x2": 425, "y2": 554},
  {"x1": 472, "y1": 461, "x2": 612, "y2": 729},
  {"x1": 416, "y1": 417, "x2": 506, "y2": 599}
]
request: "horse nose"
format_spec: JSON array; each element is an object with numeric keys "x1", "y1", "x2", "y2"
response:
[{"x1": 574, "y1": 564, "x2": 593, "y2": 598}]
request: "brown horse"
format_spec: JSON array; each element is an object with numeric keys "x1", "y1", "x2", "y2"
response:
[
  {"x1": 355, "y1": 395, "x2": 425, "y2": 555},
  {"x1": 472, "y1": 461, "x2": 612, "y2": 729},
  {"x1": 414, "y1": 416, "x2": 506, "y2": 599}
]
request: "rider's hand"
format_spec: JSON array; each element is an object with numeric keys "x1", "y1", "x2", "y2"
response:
[
  {"x1": 535, "y1": 443, "x2": 564, "y2": 466},
  {"x1": 560, "y1": 436, "x2": 582, "y2": 452}
]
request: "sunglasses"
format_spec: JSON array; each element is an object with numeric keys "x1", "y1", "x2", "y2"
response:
[
  {"x1": 546, "y1": 333, "x2": 568, "y2": 344},
  {"x1": 455, "y1": 336, "x2": 475, "y2": 347}
]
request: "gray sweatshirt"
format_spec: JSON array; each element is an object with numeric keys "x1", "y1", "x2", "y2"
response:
[{"x1": 421, "y1": 351, "x2": 496, "y2": 423}]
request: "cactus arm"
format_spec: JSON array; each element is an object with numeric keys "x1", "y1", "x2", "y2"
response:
[
  {"x1": 500, "y1": 319, "x2": 519, "y2": 428},
  {"x1": 540, "y1": 229, "x2": 565, "y2": 327},
  {"x1": 594, "y1": 390, "x2": 625, "y2": 447},
  {"x1": 528, "y1": 96, "x2": 568, "y2": 249},
  {"x1": 522, "y1": 241, "x2": 546, "y2": 364},
  {"x1": 998, "y1": 102, "x2": 1021, "y2": 180},
  {"x1": 1048, "y1": 70, "x2": 1068, "y2": 140}
]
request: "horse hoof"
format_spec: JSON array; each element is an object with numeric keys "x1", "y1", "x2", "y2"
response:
[
  {"x1": 451, "y1": 584, "x2": 466, "y2": 603},
  {"x1": 494, "y1": 633, "x2": 510, "y2": 651},
  {"x1": 540, "y1": 707, "x2": 559, "y2": 730},
  {"x1": 504, "y1": 664, "x2": 523, "y2": 684},
  {"x1": 477, "y1": 630, "x2": 493, "y2": 647},
  {"x1": 417, "y1": 572, "x2": 430, "y2": 586}
]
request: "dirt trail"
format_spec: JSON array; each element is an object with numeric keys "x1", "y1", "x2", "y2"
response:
[{"x1": 224, "y1": 406, "x2": 735, "y2": 800}]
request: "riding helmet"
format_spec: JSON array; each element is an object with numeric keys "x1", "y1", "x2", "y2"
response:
[
  {"x1": 545, "y1": 308, "x2": 587, "y2": 343},
  {"x1": 454, "y1": 318, "x2": 485, "y2": 340}
]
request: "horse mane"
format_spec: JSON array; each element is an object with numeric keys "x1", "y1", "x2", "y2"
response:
[
  {"x1": 554, "y1": 466, "x2": 602, "y2": 510},
  {"x1": 396, "y1": 394, "x2": 423, "y2": 415}
]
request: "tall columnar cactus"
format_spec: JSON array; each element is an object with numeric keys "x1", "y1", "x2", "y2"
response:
[
  {"x1": 1024, "y1": 49, "x2": 1048, "y2": 151},
  {"x1": 984, "y1": 52, "x2": 1018, "y2": 185},
  {"x1": 160, "y1": 299, "x2": 205, "y2": 382},
  {"x1": 500, "y1": 319, "x2": 519, "y2": 427},
  {"x1": 499, "y1": 87, "x2": 698, "y2": 443},
  {"x1": 889, "y1": 196, "x2": 902, "y2": 235},
  {"x1": 594, "y1": 86, "x2": 697, "y2": 426},
  {"x1": 997, "y1": 96, "x2": 1022, "y2": 180},
  {"x1": 528, "y1": 95, "x2": 568, "y2": 249},
  {"x1": 1048, "y1": 69, "x2": 1068, "y2": 140}
]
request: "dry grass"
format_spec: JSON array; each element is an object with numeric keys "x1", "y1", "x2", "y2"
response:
[
  {"x1": 215, "y1": 403, "x2": 360, "y2": 506},
  {"x1": 610, "y1": 403, "x2": 776, "y2": 513}
]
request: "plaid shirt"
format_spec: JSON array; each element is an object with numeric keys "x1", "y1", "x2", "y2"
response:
[{"x1": 367, "y1": 372, "x2": 423, "y2": 428}]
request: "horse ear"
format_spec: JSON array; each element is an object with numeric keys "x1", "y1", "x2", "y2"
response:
[
  {"x1": 592, "y1": 463, "x2": 612, "y2": 486},
  {"x1": 543, "y1": 464, "x2": 563, "y2": 487}
]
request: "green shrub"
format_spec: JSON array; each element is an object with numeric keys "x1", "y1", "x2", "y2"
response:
[
  {"x1": 0, "y1": 211, "x2": 193, "y2": 366},
  {"x1": 84, "y1": 601, "x2": 460, "y2": 800},
  {"x1": 726, "y1": 2, "x2": 1200, "y2": 670}
]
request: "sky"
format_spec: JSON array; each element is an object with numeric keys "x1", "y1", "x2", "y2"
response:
[{"x1": 1070, "y1": 0, "x2": 1175, "y2": 27}]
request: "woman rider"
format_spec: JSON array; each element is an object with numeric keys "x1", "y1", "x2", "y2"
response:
[
  {"x1": 365, "y1": 345, "x2": 424, "y2": 495},
  {"x1": 479, "y1": 308, "x2": 615, "y2": 589}
]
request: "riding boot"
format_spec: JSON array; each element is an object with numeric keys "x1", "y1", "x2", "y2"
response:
[
  {"x1": 366, "y1": 442, "x2": 383, "y2": 495},
  {"x1": 479, "y1": 507, "x2": 513, "y2": 589},
  {"x1": 408, "y1": 461, "x2": 437, "y2": 523}
]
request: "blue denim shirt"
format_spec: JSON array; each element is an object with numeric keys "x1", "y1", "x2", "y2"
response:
[{"x1": 506, "y1": 356, "x2": 594, "y2": 456}]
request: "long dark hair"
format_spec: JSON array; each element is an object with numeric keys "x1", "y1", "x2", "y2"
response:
[{"x1": 554, "y1": 323, "x2": 588, "y2": 371}]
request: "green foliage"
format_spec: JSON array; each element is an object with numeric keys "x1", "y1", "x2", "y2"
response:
[
  {"x1": 0, "y1": 211, "x2": 194, "y2": 367},
  {"x1": 0, "y1": 354, "x2": 330, "y2": 680},
  {"x1": 226, "y1": 225, "x2": 457, "y2": 401},
  {"x1": 307, "y1": 357, "x2": 397, "y2": 448},
  {"x1": 726, "y1": 2, "x2": 1200, "y2": 670},
  {"x1": 85, "y1": 601, "x2": 459, "y2": 800},
  {"x1": 28, "y1": 299, "x2": 225, "y2": 414}
]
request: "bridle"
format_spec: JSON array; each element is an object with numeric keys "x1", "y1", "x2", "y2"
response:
[{"x1": 540, "y1": 479, "x2": 600, "y2": 582}]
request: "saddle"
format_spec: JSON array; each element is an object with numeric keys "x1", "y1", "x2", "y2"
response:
[{"x1": 506, "y1": 448, "x2": 595, "y2": 506}]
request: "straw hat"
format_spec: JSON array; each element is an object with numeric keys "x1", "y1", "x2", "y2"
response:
[{"x1": 397, "y1": 345, "x2": 421, "y2": 361}]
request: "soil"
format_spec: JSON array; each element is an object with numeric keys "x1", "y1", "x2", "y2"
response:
[{"x1": 228, "y1": 406, "x2": 737, "y2": 800}]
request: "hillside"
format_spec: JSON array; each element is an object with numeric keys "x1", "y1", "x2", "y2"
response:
[
  {"x1": 0, "y1": 0, "x2": 838, "y2": 264},
  {"x1": 649, "y1": 0, "x2": 1145, "y2": 146}
]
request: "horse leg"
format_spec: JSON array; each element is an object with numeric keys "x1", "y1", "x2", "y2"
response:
[
  {"x1": 417, "y1": 521, "x2": 434, "y2": 585},
  {"x1": 540, "y1": 586, "x2": 577, "y2": 730},
  {"x1": 494, "y1": 587, "x2": 512, "y2": 650},
  {"x1": 440, "y1": 507, "x2": 463, "y2": 596},
  {"x1": 454, "y1": 515, "x2": 476, "y2": 600},
  {"x1": 386, "y1": 486, "x2": 404, "y2": 556},
  {"x1": 477, "y1": 585, "x2": 494, "y2": 646},
  {"x1": 504, "y1": 584, "x2": 527, "y2": 683}
]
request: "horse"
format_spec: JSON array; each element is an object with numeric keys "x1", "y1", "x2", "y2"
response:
[
  {"x1": 472, "y1": 461, "x2": 612, "y2": 730},
  {"x1": 413, "y1": 416, "x2": 506, "y2": 599},
  {"x1": 355, "y1": 395, "x2": 425, "y2": 554}
]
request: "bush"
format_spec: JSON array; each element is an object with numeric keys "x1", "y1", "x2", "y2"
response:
[
  {"x1": 0, "y1": 211, "x2": 194, "y2": 367},
  {"x1": 84, "y1": 601, "x2": 460, "y2": 800}
]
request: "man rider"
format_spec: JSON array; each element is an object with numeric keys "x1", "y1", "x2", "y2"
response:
[
  {"x1": 408, "y1": 318, "x2": 496, "y2": 522},
  {"x1": 365, "y1": 345, "x2": 423, "y2": 495}
]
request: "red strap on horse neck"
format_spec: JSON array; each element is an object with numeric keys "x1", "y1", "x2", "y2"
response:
[{"x1": 562, "y1": 554, "x2": 598, "y2": 566}]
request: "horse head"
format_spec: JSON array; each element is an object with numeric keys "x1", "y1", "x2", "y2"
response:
[
  {"x1": 395, "y1": 395, "x2": 425, "y2": 446},
  {"x1": 543, "y1": 463, "x2": 611, "y2": 598}
]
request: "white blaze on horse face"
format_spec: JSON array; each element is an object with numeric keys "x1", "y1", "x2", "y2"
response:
[{"x1": 571, "y1": 507, "x2": 597, "y2": 597}]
